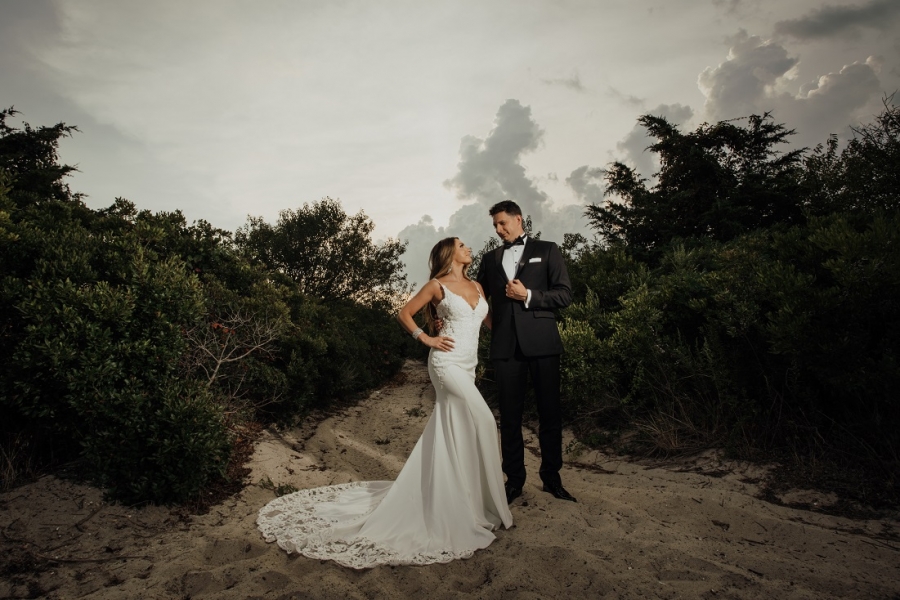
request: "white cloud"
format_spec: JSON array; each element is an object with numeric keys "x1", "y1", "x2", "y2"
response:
[
  {"x1": 400, "y1": 99, "x2": 590, "y2": 288},
  {"x1": 712, "y1": 0, "x2": 744, "y2": 15},
  {"x1": 698, "y1": 30, "x2": 799, "y2": 122},
  {"x1": 698, "y1": 31, "x2": 884, "y2": 146},
  {"x1": 443, "y1": 99, "x2": 548, "y2": 215},
  {"x1": 565, "y1": 165, "x2": 606, "y2": 206}
]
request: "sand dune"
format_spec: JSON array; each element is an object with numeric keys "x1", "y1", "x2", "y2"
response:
[{"x1": 2, "y1": 359, "x2": 899, "y2": 599}]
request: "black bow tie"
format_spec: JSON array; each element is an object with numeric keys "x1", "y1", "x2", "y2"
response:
[{"x1": 502, "y1": 236, "x2": 525, "y2": 249}]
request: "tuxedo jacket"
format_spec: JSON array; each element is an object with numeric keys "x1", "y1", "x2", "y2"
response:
[{"x1": 477, "y1": 238, "x2": 573, "y2": 359}]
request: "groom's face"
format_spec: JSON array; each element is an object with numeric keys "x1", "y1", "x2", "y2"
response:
[{"x1": 492, "y1": 211, "x2": 524, "y2": 243}]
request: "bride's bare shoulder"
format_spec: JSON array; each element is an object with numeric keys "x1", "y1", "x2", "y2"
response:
[{"x1": 421, "y1": 278, "x2": 444, "y2": 299}]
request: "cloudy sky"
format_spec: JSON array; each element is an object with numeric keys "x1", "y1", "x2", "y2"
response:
[{"x1": 3, "y1": 0, "x2": 898, "y2": 285}]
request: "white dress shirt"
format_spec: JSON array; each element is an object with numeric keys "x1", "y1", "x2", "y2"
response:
[{"x1": 501, "y1": 236, "x2": 532, "y2": 307}]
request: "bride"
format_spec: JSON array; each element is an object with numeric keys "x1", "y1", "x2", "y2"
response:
[{"x1": 256, "y1": 237, "x2": 513, "y2": 569}]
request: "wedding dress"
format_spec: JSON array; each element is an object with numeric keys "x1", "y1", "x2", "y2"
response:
[{"x1": 256, "y1": 282, "x2": 513, "y2": 569}]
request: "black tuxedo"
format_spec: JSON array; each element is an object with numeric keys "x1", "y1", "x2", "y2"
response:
[
  {"x1": 478, "y1": 239, "x2": 572, "y2": 359},
  {"x1": 477, "y1": 238, "x2": 572, "y2": 488}
]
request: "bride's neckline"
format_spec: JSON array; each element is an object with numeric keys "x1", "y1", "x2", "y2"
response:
[{"x1": 436, "y1": 281, "x2": 482, "y2": 311}]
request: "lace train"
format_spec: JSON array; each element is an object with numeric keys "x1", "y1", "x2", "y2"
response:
[{"x1": 257, "y1": 482, "x2": 484, "y2": 569}]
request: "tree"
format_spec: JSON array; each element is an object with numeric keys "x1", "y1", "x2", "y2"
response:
[
  {"x1": 587, "y1": 113, "x2": 805, "y2": 262},
  {"x1": 803, "y1": 96, "x2": 900, "y2": 216},
  {"x1": 236, "y1": 198, "x2": 410, "y2": 307},
  {"x1": 0, "y1": 107, "x2": 81, "y2": 208},
  {"x1": 564, "y1": 106, "x2": 900, "y2": 481},
  {"x1": 0, "y1": 111, "x2": 239, "y2": 502},
  {"x1": 1, "y1": 109, "x2": 413, "y2": 502}
]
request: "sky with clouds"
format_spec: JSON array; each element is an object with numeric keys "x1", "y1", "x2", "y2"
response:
[{"x1": 2, "y1": 0, "x2": 898, "y2": 286}]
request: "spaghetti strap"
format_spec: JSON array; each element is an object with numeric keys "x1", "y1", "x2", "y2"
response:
[{"x1": 431, "y1": 278, "x2": 445, "y2": 301}]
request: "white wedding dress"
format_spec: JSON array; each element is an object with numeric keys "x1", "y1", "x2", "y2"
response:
[{"x1": 256, "y1": 282, "x2": 513, "y2": 569}]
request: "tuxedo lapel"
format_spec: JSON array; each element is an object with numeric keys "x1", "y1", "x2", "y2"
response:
[
  {"x1": 514, "y1": 240, "x2": 538, "y2": 279},
  {"x1": 493, "y1": 246, "x2": 508, "y2": 284}
]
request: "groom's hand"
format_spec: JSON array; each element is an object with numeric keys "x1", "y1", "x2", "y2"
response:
[{"x1": 505, "y1": 279, "x2": 528, "y2": 302}]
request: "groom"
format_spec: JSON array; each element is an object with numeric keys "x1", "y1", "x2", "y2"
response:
[{"x1": 477, "y1": 200, "x2": 576, "y2": 504}]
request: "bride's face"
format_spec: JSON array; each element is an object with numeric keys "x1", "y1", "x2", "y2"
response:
[{"x1": 453, "y1": 239, "x2": 473, "y2": 265}]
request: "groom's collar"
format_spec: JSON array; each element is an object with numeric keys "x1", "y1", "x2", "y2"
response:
[{"x1": 502, "y1": 234, "x2": 528, "y2": 249}]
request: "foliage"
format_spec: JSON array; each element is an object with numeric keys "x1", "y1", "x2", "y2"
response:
[
  {"x1": 258, "y1": 475, "x2": 298, "y2": 497},
  {"x1": 802, "y1": 96, "x2": 900, "y2": 217},
  {"x1": 563, "y1": 223, "x2": 900, "y2": 461},
  {"x1": 587, "y1": 113, "x2": 804, "y2": 262},
  {"x1": 565, "y1": 105, "x2": 900, "y2": 484},
  {"x1": 1, "y1": 200, "x2": 231, "y2": 503},
  {"x1": 236, "y1": 198, "x2": 410, "y2": 308},
  {"x1": 0, "y1": 111, "x2": 410, "y2": 502},
  {"x1": 298, "y1": 298, "x2": 409, "y2": 404},
  {"x1": 0, "y1": 107, "x2": 81, "y2": 207}
]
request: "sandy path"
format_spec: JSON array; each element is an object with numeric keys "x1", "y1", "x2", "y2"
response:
[{"x1": 2, "y1": 359, "x2": 899, "y2": 599}]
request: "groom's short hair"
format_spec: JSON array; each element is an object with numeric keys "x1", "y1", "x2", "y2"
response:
[{"x1": 489, "y1": 200, "x2": 522, "y2": 217}]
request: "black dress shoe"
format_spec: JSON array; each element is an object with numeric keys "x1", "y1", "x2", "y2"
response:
[
  {"x1": 505, "y1": 483, "x2": 523, "y2": 504},
  {"x1": 542, "y1": 482, "x2": 577, "y2": 502}
]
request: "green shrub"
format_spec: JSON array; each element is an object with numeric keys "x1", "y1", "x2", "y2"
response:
[
  {"x1": 559, "y1": 316, "x2": 618, "y2": 417},
  {"x1": 81, "y1": 381, "x2": 230, "y2": 504},
  {"x1": 302, "y1": 297, "x2": 408, "y2": 402},
  {"x1": 1, "y1": 109, "x2": 411, "y2": 505},
  {"x1": 3, "y1": 228, "x2": 232, "y2": 503}
]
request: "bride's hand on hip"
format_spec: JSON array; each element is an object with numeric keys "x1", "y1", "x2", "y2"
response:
[{"x1": 423, "y1": 334, "x2": 455, "y2": 352}]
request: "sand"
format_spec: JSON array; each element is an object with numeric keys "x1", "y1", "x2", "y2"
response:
[{"x1": 2, "y1": 359, "x2": 899, "y2": 599}]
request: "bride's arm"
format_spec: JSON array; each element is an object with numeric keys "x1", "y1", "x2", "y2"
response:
[{"x1": 397, "y1": 281, "x2": 455, "y2": 351}]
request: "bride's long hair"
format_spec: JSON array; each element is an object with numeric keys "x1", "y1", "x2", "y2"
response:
[{"x1": 423, "y1": 237, "x2": 469, "y2": 333}]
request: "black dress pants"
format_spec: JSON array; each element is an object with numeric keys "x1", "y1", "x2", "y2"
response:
[{"x1": 493, "y1": 345, "x2": 563, "y2": 488}]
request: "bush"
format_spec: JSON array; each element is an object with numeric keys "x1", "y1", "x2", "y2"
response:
[
  {"x1": 561, "y1": 262, "x2": 750, "y2": 452},
  {"x1": 1, "y1": 109, "x2": 412, "y2": 504},
  {"x1": 82, "y1": 381, "x2": 230, "y2": 504},
  {"x1": 236, "y1": 198, "x2": 410, "y2": 308},
  {"x1": 562, "y1": 219, "x2": 900, "y2": 465},
  {"x1": 563, "y1": 104, "x2": 900, "y2": 482},
  {"x1": 2, "y1": 214, "x2": 233, "y2": 502},
  {"x1": 279, "y1": 295, "x2": 411, "y2": 413}
]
